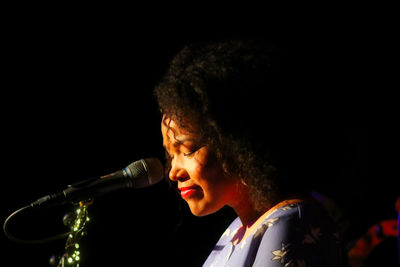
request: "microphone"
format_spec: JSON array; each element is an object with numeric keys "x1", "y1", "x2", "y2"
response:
[{"x1": 30, "y1": 158, "x2": 164, "y2": 208}]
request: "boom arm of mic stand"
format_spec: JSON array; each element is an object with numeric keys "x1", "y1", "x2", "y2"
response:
[
  {"x1": 55, "y1": 203, "x2": 90, "y2": 267},
  {"x1": 3, "y1": 205, "x2": 69, "y2": 244}
]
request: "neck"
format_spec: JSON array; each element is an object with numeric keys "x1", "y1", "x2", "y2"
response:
[
  {"x1": 235, "y1": 202, "x2": 263, "y2": 228},
  {"x1": 229, "y1": 185, "x2": 270, "y2": 246},
  {"x1": 229, "y1": 183, "x2": 267, "y2": 228}
]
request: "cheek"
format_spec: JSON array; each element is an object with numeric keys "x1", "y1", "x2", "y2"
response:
[
  {"x1": 193, "y1": 154, "x2": 235, "y2": 195},
  {"x1": 184, "y1": 147, "x2": 237, "y2": 197},
  {"x1": 190, "y1": 149, "x2": 220, "y2": 180}
]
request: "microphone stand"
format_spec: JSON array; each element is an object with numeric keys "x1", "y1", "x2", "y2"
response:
[
  {"x1": 52, "y1": 202, "x2": 91, "y2": 267},
  {"x1": 4, "y1": 200, "x2": 91, "y2": 267}
]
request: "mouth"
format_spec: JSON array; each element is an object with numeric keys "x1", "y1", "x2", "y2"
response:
[{"x1": 178, "y1": 186, "x2": 201, "y2": 198}]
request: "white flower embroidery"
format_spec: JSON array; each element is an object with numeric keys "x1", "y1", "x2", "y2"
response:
[
  {"x1": 221, "y1": 228, "x2": 230, "y2": 238},
  {"x1": 240, "y1": 240, "x2": 247, "y2": 249},
  {"x1": 333, "y1": 232, "x2": 341, "y2": 244},
  {"x1": 264, "y1": 217, "x2": 279, "y2": 228},
  {"x1": 302, "y1": 225, "x2": 322, "y2": 244},
  {"x1": 284, "y1": 258, "x2": 307, "y2": 267},
  {"x1": 230, "y1": 227, "x2": 239, "y2": 237},
  {"x1": 271, "y1": 242, "x2": 288, "y2": 264},
  {"x1": 281, "y1": 203, "x2": 296, "y2": 211}
]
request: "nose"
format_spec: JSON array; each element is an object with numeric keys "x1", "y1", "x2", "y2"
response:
[{"x1": 169, "y1": 156, "x2": 189, "y2": 182}]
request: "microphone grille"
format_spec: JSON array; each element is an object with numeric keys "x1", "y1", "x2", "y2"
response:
[{"x1": 126, "y1": 158, "x2": 164, "y2": 188}]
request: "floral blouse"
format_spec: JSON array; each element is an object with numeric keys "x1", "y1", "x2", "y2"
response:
[{"x1": 203, "y1": 199, "x2": 346, "y2": 267}]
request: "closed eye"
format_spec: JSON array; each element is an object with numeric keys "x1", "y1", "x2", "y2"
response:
[
  {"x1": 183, "y1": 145, "x2": 205, "y2": 157},
  {"x1": 183, "y1": 151, "x2": 196, "y2": 157}
]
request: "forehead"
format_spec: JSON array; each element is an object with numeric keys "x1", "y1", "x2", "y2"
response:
[{"x1": 161, "y1": 116, "x2": 194, "y2": 141}]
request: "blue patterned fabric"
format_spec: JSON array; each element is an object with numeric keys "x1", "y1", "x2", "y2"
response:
[{"x1": 203, "y1": 201, "x2": 346, "y2": 266}]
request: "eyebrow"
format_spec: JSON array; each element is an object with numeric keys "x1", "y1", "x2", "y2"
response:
[
  {"x1": 164, "y1": 136, "x2": 195, "y2": 149},
  {"x1": 173, "y1": 137, "x2": 196, "y2": 147},
  {"x1": 163, "y1": 132, "x2": 198, "y2": 153}
]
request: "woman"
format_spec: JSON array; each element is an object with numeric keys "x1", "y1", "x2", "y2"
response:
[{"x1": 154, "y1": 40, "x2": 347, "y2": 266}]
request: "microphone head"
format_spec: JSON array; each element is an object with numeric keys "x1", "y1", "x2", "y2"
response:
[{"x1": 126, "y1": 158, "x2": 164, "y2": 188}]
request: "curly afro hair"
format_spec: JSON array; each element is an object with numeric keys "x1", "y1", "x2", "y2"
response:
[{"x1": 154, "y1": 40, "x2": 317, "y2": 211}]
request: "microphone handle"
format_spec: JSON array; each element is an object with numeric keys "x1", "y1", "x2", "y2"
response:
[
  {"x1": 31, "y1": 175, "x2": 133, "y2": 208},
  {"x1": 63, "y1": 176, "x2": 134, "y2": 202}
]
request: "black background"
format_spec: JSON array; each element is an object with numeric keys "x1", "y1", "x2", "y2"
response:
[{"x1": 0, "y1": 8, "x2": 395, "y2": 267}]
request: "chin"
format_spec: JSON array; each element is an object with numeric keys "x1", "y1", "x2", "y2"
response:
[
  {"x1": 190, "y1": 209, "x2": 211, "y2": 217},
  {"x1": 187, "y1": 202, "x2": 221, "y2": 217}
]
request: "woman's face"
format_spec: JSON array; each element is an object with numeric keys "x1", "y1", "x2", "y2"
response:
[{"x1": 161, "y1": 115, "x2": 241, "y2": 216}]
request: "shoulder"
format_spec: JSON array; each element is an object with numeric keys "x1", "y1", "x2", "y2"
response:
[
  {"x1": 214, "y1": 216, "x2": 242, "y2": 245},
  {"x1": 253, "y1": 201, "x2": 346, "y2": 266}
]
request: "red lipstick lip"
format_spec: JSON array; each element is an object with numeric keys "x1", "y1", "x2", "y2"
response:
[
  {"x1": 178, "y1": 186, "x2": 200, "y2": 198},
  {"x1": 178, "y1": 186, "x2": 198, "y2": 191}
]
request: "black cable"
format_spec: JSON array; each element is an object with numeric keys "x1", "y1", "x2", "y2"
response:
[{"x1": 3, "y1": 205, "x2": 69, "y2": 244}]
